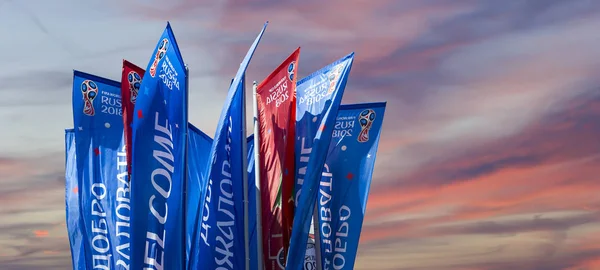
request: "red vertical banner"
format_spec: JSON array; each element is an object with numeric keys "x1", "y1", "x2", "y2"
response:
[
  {"x1": 120, "y1": 60, "x2": 145, "y2": 179},
  {"x1": 256, "y1": 48, "x2": 300, "y2": 269},
  {"x1": 281, "y1": 63, "x2": 297, "y2": 262}
]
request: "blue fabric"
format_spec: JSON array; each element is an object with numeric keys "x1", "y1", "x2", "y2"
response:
[
  {"x1": 286, "y1": 53, "x2": 355, "y2": 270},
  {"x1": 316, "y1": 102, "x2": 386, "y2": 269},
  {"x1": 185, "y1": 124, "x2": 214, "y2": 263},
  {"x1": 189, "y1": 22, "x2": 267, "y2": 270},
  {"x1": 130, "y1": 22, "x2": 188, "y2": 270},
  {"x1": 71, "y1": 70, "x2": 130, "y2": 269},
  {"x1": 65, "y1": 129, "x2": 87, "y2": 270}
]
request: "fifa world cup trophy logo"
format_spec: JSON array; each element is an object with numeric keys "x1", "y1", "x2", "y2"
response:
[
  {"x1": 81, "y1": 80, "x2": 98, "y2": 116},
  {"x1": 149, "y1": 38, "x2": 169, "y2": 77},
  {"x1": 127, "y1": 71, "x2": 142, "y2": 104},
  {"x1": 358, "y1": 109, "x2": 376, "y2": 143}
]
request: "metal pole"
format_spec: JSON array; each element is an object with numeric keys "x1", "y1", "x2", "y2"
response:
[
  {"x1": 312, "y1": 205, "x2": 323, "y2": 270},
  {"x1": 183, "y1": 65, "x2": 190, "y2": 269},
  {"x1": 242, "y1": 75, "x2": 251, "y2": 270},
  {"x1": 253, "y1": 81, "x2": 265, "y2": 270}
]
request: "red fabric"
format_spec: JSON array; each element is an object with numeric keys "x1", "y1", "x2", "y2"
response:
[
  {"x1": 281, "y1": 82, "x2": 296, "y2": 261},
  {"x1": 120, "y1": 60, "x2": 145, "y2": 180},
  {"x1": 256, "y1": 48, "x2": 300, "y2": 269}
]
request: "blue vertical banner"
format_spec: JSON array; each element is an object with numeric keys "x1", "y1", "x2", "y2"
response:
[
  {"x1": 189, "y1": 22, "x2": 267, "y2": 270},
  {"x1": 190, "y1": 75, "x2": 246, "y2": 270},
  {"x1": 130, "y1": 22, "x2": 188, "y2": 270},
  {"x1": 186, "y1": 132, "x2": 258, "y2": 268},
  {"x1": 286, "y1": 52, "x2": 355, "y2": 270},
  {"x1": 65, "y1": 129, "x2": 86, "y2": 270},
  {"x1": 71, "y1": 71, "x2": 130, "y2": 269},
  {"x1": 185, "y1": 123, "x2": 213, "y2": 262},
  {"x1": 316, "y1": 102, "x2": 386, "y2": 270}
]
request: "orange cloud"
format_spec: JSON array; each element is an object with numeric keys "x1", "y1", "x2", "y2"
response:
[
  {"x1": 2, "y1": 1, "x2": 600, "y2": 269},
  {"x1": 358, "y1": 92, "x2": 600, "y2": 268},
  {"x1": 33, "y1": 230, "x2": 48, "y2": 238}
]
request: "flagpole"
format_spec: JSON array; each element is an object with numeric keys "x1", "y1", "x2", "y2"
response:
[
  {"x1": 253, "y1": 81, "x2": 265, "y2": 270},
  {"x1": 312, "y1": 206, "x2": 323, "y2": 270},
  {"x1": 183, "y1": 65, "x2": 190, "y2": 269},
  {"x1": 242, "y1": 75, "x2": 251, "y2": 270}
]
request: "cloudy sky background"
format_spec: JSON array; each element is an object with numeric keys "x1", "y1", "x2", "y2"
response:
[{"x1": 1, "y1": 0, "x2": 599, "y2": 269}]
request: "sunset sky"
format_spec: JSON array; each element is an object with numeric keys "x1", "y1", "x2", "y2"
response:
[{"x1": 1, "y1": 0, "x2": 599, "y2": 269}]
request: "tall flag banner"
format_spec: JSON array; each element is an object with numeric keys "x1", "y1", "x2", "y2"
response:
[
  {"x1": 315, "y1": 102, "x2": 386, "y2": 269},
  {"x1": 120, "y1": 60, "x2": 145, "y2": 180},
  {"x1": 130, "y1": 22, "x2": 188, "y2": 270},
  {"x1": 71, "y1": 71, "x2": 130, "y2": 269},
  {"x1": 256, "y1": 48, "x2": 300, "y2": 269},
  {"x1": 189, "y1": 22, "x2": 267, "y2": 270},
  {"x1": 65, "y1": 129, "x2": 86, "y2": 270},
  {"x1": 190, "y1": 76, "x2": 247, "y2": 270},
  {"x1": 186, "y1": 130, "x2": 256, "y2": 267},
  {"x1": 286, "y1": 52, "x2": 355, "y2": 270},
  {"x1": 186, "y1": 123, "x2": 214, "y2": 262}
]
